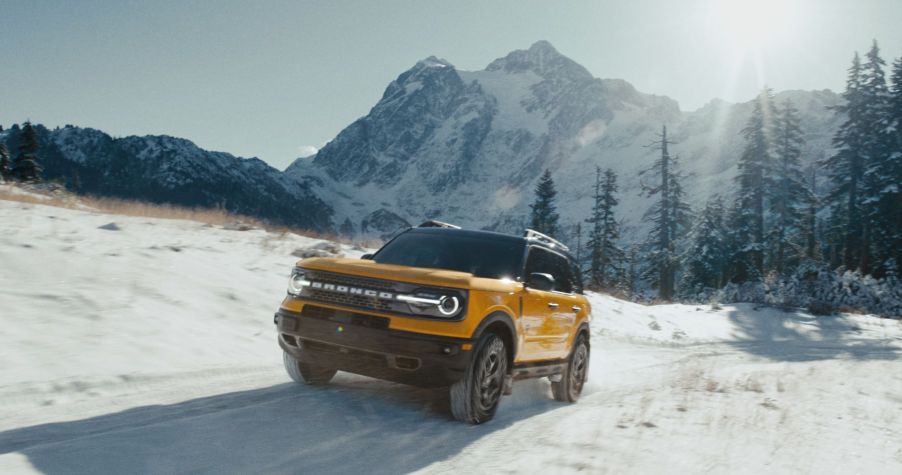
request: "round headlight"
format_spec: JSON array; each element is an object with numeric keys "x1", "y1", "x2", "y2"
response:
[
  {"x1": 437, "y1": 295, "x2": 460, "y2": 316},
  {"x1": 287, "y1": 271, "x2": 307, "y2": 295}
]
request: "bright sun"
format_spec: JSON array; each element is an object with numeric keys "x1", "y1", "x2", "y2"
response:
[{"x1": 712, "y1": 0, "x2": 794, "y2": 51}]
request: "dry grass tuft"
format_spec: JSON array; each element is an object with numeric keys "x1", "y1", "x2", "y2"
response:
[
  {"x1": 0, "y1": 186, "x2": 68, "y2": 207},
  {"x1": 741, "y1": 377, "x2": 765, "y2": 393},
  {"x1": 86, "y1": 196, "x2": 261, "y2": 226},
  {"x1": 0, "y1": 183, "x2": 340, "y2": 242},
  {"x1": 705, "y1": 379, "x2": 727, "y2": 393}
]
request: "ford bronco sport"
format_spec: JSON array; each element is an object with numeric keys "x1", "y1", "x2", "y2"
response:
[{"x1": 274, "y1": 222, "x2": 591, "y2": 424}]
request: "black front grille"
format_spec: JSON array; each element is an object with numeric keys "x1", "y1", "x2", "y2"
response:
[
  {"x1": 294, "y1": 268, "x2": 467, "y2": 320},
  {"x1": 313, "y1": 272, "x2": 395, "y2": 291},
  {"x1": 306, "y1": 288, "x2": 393, "y2": 312},
  {"x1": 301, "y1": 270, "x2": 396, "y2": 312},
  {"x1": 301, "y1": 305, "x2": 390, "y2": 330}
]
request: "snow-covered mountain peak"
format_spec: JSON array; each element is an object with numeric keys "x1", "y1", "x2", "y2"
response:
[
  {"x1": 382, "y1": 56, "x2": 461, "y2": 100},
  {"x1": 280, "y1": 42, "x2": 841, "y2": 240},
  {"x1": 11, "y1": 42, "x2": 843, "y2": 243},
  {"x1": 416, "y1": 55, "x2": 453, "y2": 69},
  {"x1": 486, "y1": 40, "x2": 593, "y2": 83}
]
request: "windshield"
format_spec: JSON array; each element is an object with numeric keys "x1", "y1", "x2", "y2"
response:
[{"x1": 373, "y1": 231, "x2": 525, "y2": 280}]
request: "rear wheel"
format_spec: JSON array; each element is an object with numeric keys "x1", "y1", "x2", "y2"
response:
[
  {"x1": 551, "y1": 333, "x2": 589, "y2": 402},
  {"x1": 450, "y1": 333, "x2": 508, "y2": 424},
  {"x1": 283, "y1": 350, "x2": 336, "y2": 385}
]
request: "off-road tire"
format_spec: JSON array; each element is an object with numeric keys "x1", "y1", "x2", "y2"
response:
[
  {"x1": 283, "y1": 350, "x2": 336, "y2": 385},
  {"x1": 551, "y1": 333, "x2": 589, "y2": 402},
  {"x1": 450, "y1": 333, "x2": 508, "y2": 424}
]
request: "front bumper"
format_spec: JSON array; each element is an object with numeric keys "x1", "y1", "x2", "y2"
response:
[{"x1": 275, "y1": 306, "x2": 474, "y2": 387}]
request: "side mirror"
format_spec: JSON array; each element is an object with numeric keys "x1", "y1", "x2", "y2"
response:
[
  {"x1": 361, "y1": 253, "x2": 374, "y2": 260},
  {"x1": 527, "y1": 272, "x2": 555, "y2": 292}
]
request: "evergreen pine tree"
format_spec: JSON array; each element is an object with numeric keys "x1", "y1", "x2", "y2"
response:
[
  {"x1": 529, "y1": 169, "x2": 560, "y2": 237},
  {"x1": 883, "y1": 55, "x2": 902, "y2": 269},
  {"x1": 823, "y1": 53, "x2": 867, "y2": 272},
  {"x1": 585, "y1": 169, "x2": 603, "y2": 284},
  {"x1": 857, "y1": 41, "x2": 893, "y2": 274},
  {"x1": 803, "y1": 165, "x2": 820, "y2": 261},
  {"x1": 681, "y1": 196, "x2": 729, "y2": 294},
  {"x1": 639, "y1": 125, "x2": 692, "y2": 300},
  {"x1": 0, "y1": 142, "x2": 10, "y2": 181},
  {"x1": 724, "y1": 200, "x2": 754, "y2": 282},
  {"x1": 822, "y1": 46, "x2": 895, "y2": 275},
  {"x1": 732, "y1": 88, "x2": 775, "y2": 280},
  {"x1": 573, "y1": 222, "x2": 583, "y2": 269},
  {"x1": 624, "y1": 245, "x2": 640, "y2": 297},
  {"x1": 585, "y1": 167, "x2": 623, "y2": 290},
  {"x1": 11, "y1": 122, "x2": 43, "y2": 182},
  {"x1": 767, "y1": 99, "x2": 812, "y2": 275}
]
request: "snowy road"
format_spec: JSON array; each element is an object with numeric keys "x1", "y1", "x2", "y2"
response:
[
  {"x1": 4, "y1": 339, "x2": 900, "y2": 474},
  {"x1": 2, "y1": 197, "x2": 902, "y2": 474}
]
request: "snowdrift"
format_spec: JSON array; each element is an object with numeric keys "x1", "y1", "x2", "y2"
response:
[{"x1": 2, "y1": 195, "x2": 901, "y2": 474}]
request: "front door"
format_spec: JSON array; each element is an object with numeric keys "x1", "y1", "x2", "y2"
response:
[{"x1": 519, "y1": 247, "x2": 577, "y2": 361}]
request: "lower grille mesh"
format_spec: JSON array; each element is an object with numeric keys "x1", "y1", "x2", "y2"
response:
[{"x1": 301, "y1": 305, "x2": 390, "y2": 330}]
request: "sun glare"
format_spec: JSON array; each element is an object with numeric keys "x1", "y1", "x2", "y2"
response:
[{"x1": 711, "y1": 0, "x2": 794, "y2": 51}]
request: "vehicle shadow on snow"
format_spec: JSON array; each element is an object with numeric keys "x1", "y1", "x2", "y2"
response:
[
  {"x1": 725, "y1": 304, "x2": 901, "y2": 362},
  {"x1": 0, "y1": 374, "x2": 563, "y2": 475}
]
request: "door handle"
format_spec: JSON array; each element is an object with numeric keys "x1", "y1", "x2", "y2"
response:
[
  {"x1": 547, "y1": 302, "x2": 559, "y2": 309},
  {"x1": 571, "y1": 306, "x2": 581, "y2": 313}
]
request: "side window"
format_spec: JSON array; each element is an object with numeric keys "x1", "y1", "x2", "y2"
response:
[
  {"x1": 525, "y1": 247, "x2": 573, "y2": 293},
  {"x1": 551, "y1": 253, "x2": 573, "y2": 293},
  {"x1": 570, "y1": 261, "x2": 583, "y2": 294},
  {"x1": 525, "y1": 247, "x2": 554, "y2": 279}
]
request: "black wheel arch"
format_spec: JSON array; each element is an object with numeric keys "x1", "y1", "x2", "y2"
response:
[
  {"x1": 471, "y1": 311, "x2": 517, "y2": 367},
  {"x1": 573, "y1": 321, "x2": 591, "y2": 383},
  {"x1": 561, "y1": 320, "x2": 591, "y2": 361},
  {"x1": 576, "y1": 321, "x2": 591, "y2": 347}
]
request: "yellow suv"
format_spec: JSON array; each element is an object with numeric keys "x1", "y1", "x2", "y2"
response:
[{"x1": 274, "y1": 222, "x2": 591, "y2": 423}]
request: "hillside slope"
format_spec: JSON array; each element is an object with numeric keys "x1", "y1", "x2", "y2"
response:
[
  {"x1": 0, "y1": 125, "x2": 334, "y2": 232},
  {"x1": 1, "y1": 196, "x2": 900, "y2": 474}
]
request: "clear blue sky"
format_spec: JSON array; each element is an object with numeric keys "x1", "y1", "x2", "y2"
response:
[{"x1": 2, "y1": 0, "x2": 901, "y2": 169}]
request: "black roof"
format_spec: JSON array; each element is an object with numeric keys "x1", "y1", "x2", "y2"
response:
[
  {"x1": 405, "y1": 226, "x2": 524, "y2": 243},
  {"x1": 403, "y1": 227, "x2": 574, "y2": 260}
]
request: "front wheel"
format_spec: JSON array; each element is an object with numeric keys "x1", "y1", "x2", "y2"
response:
[
  {"x1": 283, "y1": 350, "x2": 336, "y2": 385},
  {"x1": 551, "y1": 333, "x2": 589, "y2": 402},
  {"x1": 449, "y1": 333, "x2": 509, "y2": 424}
]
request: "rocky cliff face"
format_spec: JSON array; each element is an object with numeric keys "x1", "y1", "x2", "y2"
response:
[{"x1": 285, "y1": 41, "x2": 842, "y2": 241}]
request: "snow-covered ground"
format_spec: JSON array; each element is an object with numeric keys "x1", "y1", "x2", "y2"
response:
[{"x1": 1, "y1": 193, "x2": 901, "y2": 474}]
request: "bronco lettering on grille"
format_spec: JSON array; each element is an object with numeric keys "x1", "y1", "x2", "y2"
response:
[{"x1": 310, "y1": 280, "x2": 396, "y2": 301}]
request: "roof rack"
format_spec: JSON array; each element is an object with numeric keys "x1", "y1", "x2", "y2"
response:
[
  {"x1": 524, "y1": 229, "x2": 570, "y2": 252},
  {"x1": 418, "y1": 220, "x2": 461, "y2": 229}
]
